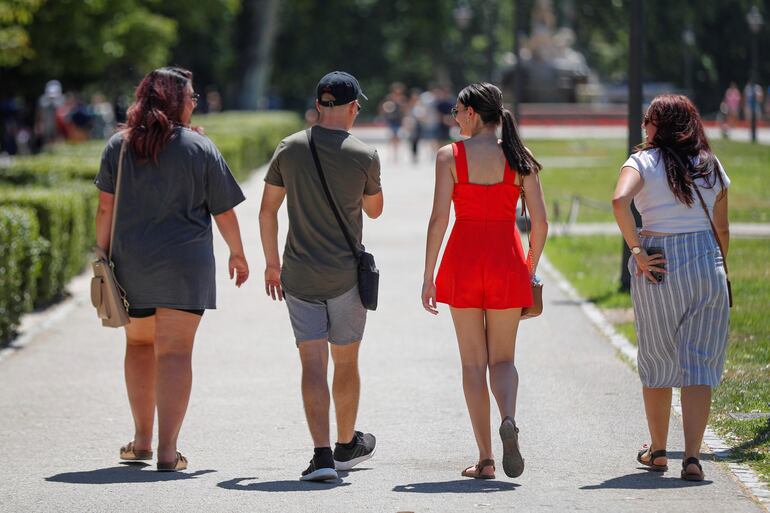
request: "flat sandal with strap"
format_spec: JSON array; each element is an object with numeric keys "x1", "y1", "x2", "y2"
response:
[
  {"x1": 120, "y1": 441, "x2": 153, "y2": 461},
  {"x1": 681, "y1": 457, "x2": 705, "y2": 481},
  {"x1": 157, "y1": 451, "x2": 188, "y2": 472},
  {"x1": 461, "y1": 459, "x2": 495, "y2": 480},
  {"x1": 637, "y1": 444, "x2": 668, "y2": 471}
]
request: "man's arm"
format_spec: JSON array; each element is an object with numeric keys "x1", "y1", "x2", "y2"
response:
[
  {"x1": 259, "y1": 183, "x2": 287, "y2": 300},
  {"x1": 362, "y1": 191, "x2": 383, "y2": 219}
]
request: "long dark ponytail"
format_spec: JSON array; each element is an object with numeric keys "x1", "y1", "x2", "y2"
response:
[
  {"x1": 457, "y1": 82, "x2": 541, "y2": 175},
  {"x1": 639, "y1": 93, "x2": 724, "y2": 206}
]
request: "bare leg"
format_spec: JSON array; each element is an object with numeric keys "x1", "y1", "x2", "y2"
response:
[
  {"x1": 124, "y1": 316, "x2": 156, "y2": 451},
  {"x1": 640, "y1": 387, "x2": 672, "y2": 467},
  {"x1": 484, "y1": 309, "x2": 522, "y2": 420},
  {"x1": 681, "y1": 385, "x2": 711, "y2": 474},
  {"x1": 450, "y1": 307, "x2": 493, "y2": 476},
  {"x1": 330, "y1": 341, "x2": 361, "y2": 444},
  {"x1": 298, "y1": 339, "x2": 331, "y2": 448},
  {"x1": 154, "y1": 308, "x2": 201, "y2": 463}
]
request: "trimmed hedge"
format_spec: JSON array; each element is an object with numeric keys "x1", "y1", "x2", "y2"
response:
[
  {"x1": 0, "y1": 186, "x2": 92, "y2": 305},
  {"x1": 0, "y1": 207, "x2": 44, "y2": 341},
  {"x1": 0, "y1": 111, "x2": 302, "y2": 344}
]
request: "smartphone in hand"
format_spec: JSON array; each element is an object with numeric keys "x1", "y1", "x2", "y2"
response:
[{"x1": 646, "y1": 247, "x2": 665, "y2": 284}]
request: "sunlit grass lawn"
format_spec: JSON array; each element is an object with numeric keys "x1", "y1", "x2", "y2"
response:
[
  {"x1": 526, "y1": 139, "x2": 770, "y2": 223},
  {"x1": 546, "y1": 234, "x2": 770, "y2": 480}
]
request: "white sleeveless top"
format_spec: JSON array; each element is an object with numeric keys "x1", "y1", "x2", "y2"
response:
[{"x1": 622, "y1": 148, "x2": 730, "y2": 234}]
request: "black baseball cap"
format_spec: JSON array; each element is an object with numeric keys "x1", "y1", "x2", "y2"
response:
[{"x1": 316, "y1": 71, "x2": 368, "y2": 107}]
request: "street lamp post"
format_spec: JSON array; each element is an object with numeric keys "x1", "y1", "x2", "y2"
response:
[
  {"x1": 682, "y1": 28, "x2": 695, "y2": 95},
  {"x1": 747, "y1": 5, "x2": 764, "y2": 144}
]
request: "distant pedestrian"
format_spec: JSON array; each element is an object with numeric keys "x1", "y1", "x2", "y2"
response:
[
  {"x1": 94, "y1": 67, "x2": 249, "y2": 472},
  {"x1": 259, "y1": 71, "x2": 383, "y2": 482},
  {"x1": 422, "y1": 82, "x2": 548, "y2": 480},
  {"x1": 379, "y1": 82, "x2": 407, "y2": 161},
  {"x1": 612, "y1": 93, "x2": 731, "y2": 482},
  {"x1": 722, "y1": 82, "x2": 741, "y2": 132}
]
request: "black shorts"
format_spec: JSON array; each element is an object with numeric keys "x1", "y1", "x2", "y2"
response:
[{"x1": 128, "y1": 308, "x2": 205, "y2": 318}]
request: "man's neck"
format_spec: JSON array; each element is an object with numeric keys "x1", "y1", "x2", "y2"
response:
[{"x1": 317, "y1": 118, "x2": 351, "y2": 132}]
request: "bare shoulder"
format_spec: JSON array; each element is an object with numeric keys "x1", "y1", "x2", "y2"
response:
[{"x1": 436, "y1": 143, "x2": 454, "y2": 164}]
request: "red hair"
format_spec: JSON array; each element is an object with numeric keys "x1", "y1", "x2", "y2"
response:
[
  {"x1": 640, "y1": 94, "x2": 724, "y2": 206},
  {"x1": 121, "y1": 67, "x2": 201, "y2": 162}
]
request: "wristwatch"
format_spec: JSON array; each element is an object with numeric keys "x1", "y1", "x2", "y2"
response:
[{"x1": 631, "y1": 246, "x2": 642, "y2": 255}]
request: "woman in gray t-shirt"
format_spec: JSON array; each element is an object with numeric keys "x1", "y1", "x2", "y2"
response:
[{"x1": 94, "y1": 67, "x2": 249, "y2": 471}]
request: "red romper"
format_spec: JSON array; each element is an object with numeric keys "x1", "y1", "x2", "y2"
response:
[{"x1": 435, "y1": 141, "x2": 533, "y2": 309}]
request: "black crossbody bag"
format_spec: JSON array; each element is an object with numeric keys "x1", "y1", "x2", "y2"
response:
[{"x1": 307, "y1": 129, "x2": 379, "y2": 310}]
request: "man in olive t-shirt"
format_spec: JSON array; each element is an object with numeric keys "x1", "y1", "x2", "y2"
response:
[{"x1": 259, "y1": 71, "x2": 383, "y2": 482}]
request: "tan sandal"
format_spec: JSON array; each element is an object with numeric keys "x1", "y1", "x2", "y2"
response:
[
  {"x1": 120, "y1": 441, "x2": 153, "y2": 461},
  {"x1": 157, "y1": 452, "x2": 188, "y2": 472},
  {"x1": 461, "y1": 459, "x2": 495, "y2": 480}
]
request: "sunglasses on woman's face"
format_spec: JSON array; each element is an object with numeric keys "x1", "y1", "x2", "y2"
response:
[{"x1": 191, "y1": 93, "x2": 200, "y2": 106}]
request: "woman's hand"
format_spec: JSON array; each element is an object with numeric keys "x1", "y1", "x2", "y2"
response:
[
  {"x1": 422, "y1": 279, "x2": 438, "y2": 315},
  {"x1": 264, "y1": 265, "x2": 283, "y2": 301},
  {"x1": 634, "y1": 250, "x2": 667, "y2": 284},
  {"x1": 229, "y1": 253, "x2": 249, "y2": 287}
]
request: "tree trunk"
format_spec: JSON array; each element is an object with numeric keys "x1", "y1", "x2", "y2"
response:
[{"x1": 235, "y1": 0, "x2": 280, "y2": 110}]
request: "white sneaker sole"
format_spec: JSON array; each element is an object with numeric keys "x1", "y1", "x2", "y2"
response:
[
  {"x1": 334, "y1": 448, "x2": 376, "y2": 471},
  {"x1": 300, "y1": 467, "x2": 338, "y2": 482}
]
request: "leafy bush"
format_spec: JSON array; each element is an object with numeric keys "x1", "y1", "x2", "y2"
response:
[
  {"x1": 0, "y1": 207, "x2": 45, "y2": 342},
  {"x1": 0, "y1": 187, "x2": 91, "y2": 305}
]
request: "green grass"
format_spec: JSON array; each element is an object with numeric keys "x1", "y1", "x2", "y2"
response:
[
  {"x1": 527, "y1": 139, "x2": 770, "y2": 223},
  {"x1": 545, "y1": 234, "x2": 770, "y2": 480}
]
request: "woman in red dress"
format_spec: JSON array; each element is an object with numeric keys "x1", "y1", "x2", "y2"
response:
[{"x1": 422, "y1": 83, "x2": 548, "y2": 480}]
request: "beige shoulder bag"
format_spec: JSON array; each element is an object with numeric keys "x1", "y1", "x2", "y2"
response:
[
  {"x1": 519, "y1": 177, "x2": 543, "y2": 320},
  {"x1": 91, "y1": 141, "x2": 130, "y2": 327}
]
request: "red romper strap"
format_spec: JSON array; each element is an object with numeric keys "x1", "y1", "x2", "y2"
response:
[
  {"x1": 452, "y1": 142, "x2": 469, "y2": 183},
  {"x1": 502, "y1": 158, "x2": 519, "y2": 186}
]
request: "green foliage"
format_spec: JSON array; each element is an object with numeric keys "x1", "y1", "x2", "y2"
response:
[
  {"x1": 0, "y1": 187, "x2": 91, "y2": 305},
  {"x1": 0, "y1": 206, "x2": 44, "y2": 342},
  {"x1": 0, "y1": 0, "x2": 44, "y2": 66}
]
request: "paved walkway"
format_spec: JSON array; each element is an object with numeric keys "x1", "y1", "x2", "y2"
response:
[{"x1": 0, "y1": 142, "x2": 766, "y2": 512}]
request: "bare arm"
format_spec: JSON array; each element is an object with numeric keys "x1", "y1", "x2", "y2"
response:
[
  {"x1": 95, "y1": 191, "x2": 115, "y2": 252},
  {"x1": 421, "y1": 145, "x2": 455, "y2": 314},
  {"x1": 258, "y1": 183, "x2": 286, "y2": 301},
  {"x1": 612, "y1": 166, "x2": 665, "y2": 283},
  {"x1": 521, "y1": 170, "x2": 548, "y2": 276},
  {"x1": 363, "y1": 191, "x2": 384, "y2": 219},
  {"x1": 213, "y1": 208, "x2": 249, "y2": 287},
  {"x1": 712, "y1": 189, "x2": 729, "y2": 257}
]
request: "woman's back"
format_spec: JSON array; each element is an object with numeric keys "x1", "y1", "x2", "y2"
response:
[
  {"x1": 451, "y1": 140, "x2": 520, "y2": 222},
  {"x1": 624, "y1": 148, "x2": 730, "y2": 234},
  {"x1": 95, "y1": 127, "x2": 245, "y2": 309}
]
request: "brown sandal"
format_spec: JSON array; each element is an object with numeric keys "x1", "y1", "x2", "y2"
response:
[
  {"x1": 461, "y1": 459, "x2": 495, "y2": 480},
  {"x1": 120, "y1": 441, "x2": 153, "y2": 461},
  {"x1": 681, "y1": 457, "x2": 705, "y2": 481},
  {"x1": 157, "y1": 452, "x2": 188, "y2": 472},
  {"x1": 637, "y1": 444, "x2": 668, "y2": 471}
]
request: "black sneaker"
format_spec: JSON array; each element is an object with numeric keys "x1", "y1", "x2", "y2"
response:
[
  {"x1": 300, "y1": 448, "x2": 338, "y2": 482},
  {"x1": 333, "y1": 431, "x2": 376, "y2": 470}
]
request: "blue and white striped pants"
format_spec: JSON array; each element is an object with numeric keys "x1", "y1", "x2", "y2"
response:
[{"x1": 629, "y1": 230, "x2": 730, "y2": 388}]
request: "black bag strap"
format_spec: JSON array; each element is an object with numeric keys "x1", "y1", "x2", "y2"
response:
[{"x1": 306, "y1": 128, "x2": 360, "y2": 258}]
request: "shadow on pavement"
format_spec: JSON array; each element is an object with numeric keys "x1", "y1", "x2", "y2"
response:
[
  {"x1": 392, "y1": 480, "x2": 519, "y2": 493},
  {"x1": 45, "y1": 464, "x2": 216, "y2": 484},
  {"x1": 580, "y1": 472, "x2": 712, "y2": 490},
  {"x1": 218, "y1": 477, "x2": 351, "y2": 492}
]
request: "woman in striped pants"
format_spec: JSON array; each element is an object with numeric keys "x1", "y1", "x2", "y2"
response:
[{"x1": 612, "y1": 94, "x2": 731, "y2": 482}]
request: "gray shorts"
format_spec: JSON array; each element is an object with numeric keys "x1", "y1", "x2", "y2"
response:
[{"x1": 284, "y1": 286, "x2": 367, "y2": 346}]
